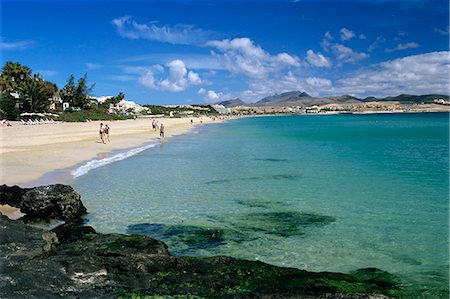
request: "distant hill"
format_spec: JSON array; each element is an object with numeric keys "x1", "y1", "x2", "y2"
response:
[
  {"x1": 216, "y1": 92, "x2": 450, "y2": 108},
  {"x1": 217, "y1": 98, "x2": 246, "y2": 107},
  {"x1": 362, "y1": 94, "x2": 450, "y2": 103},
  {"x1": 254, "y1": 91, "x2": 362, "y2": 107},
  {"x1": 256, "y1": 91, "x2": 313, "y2": 106}
]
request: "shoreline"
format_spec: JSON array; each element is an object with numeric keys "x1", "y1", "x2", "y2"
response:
[
  {"x1": 1, "y1": 111, "x2": 446, "y2": 187},
  {"x1": 0, "y1": 117, "x2": 221, "y2": 187}
]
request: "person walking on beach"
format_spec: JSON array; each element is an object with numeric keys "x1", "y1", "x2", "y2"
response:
[
  {"x1": 159, "y1": 123, "x2": 165, "y2": 139},
  {"x1": 99, "y1": 122, "x2": 105, "y2": 144},
  {"x1": 104, "y1": 124, "x2": 110, "y2": 143}
]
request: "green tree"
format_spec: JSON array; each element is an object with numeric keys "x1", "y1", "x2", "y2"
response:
[
  {"x1": 99, "y1": 91, "x2": 125, "y2": 109},
  {"x1": 60, "y1": 74, "x2": 95, "y2": 109},
  {"x1": 0, "y1": 61, "x2": 32, "y2": 93},
  {"x1": 60, "y1": 74, "x2": 76, "y2": 105},
  {"x1": 73, "y1": 74, "x2": 95, "y2": 108},
  {"x1": 0, "y1": 92, "x2": 19, "y2": 120},
  {"x1": 18, "y1": 79, "x2": 51, "y2": 112}
]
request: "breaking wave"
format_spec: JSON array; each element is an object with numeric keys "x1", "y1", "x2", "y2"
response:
[{"x1": 72, "y1": 143, "x2": 157, "y2": 178}]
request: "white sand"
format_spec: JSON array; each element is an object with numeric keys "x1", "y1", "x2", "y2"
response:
[{"x1": 0, "y1": 117, "x2": 215, "y2": 187}]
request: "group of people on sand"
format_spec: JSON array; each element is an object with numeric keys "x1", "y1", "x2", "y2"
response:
[
  {"x1": 99, "y1": 123, "x2": 110, "y2": 144},
  {"x1": 151, "y1": 119, "x2": 164, "y2": 139},
  {"x1": 1, "y1": 119, "x2": 12, "y2": 127}
]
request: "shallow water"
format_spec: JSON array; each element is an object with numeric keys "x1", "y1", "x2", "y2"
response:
[{"x1": 73, "y1": 113, "x2": 449, "y2": 297}]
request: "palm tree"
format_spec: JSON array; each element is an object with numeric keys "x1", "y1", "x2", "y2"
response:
[{"x1": 18, "y1": 79, "x2": 51, "y2": 112}]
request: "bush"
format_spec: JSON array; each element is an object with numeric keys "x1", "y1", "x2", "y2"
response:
[
  {"x1": 59, "y1": 110, "x2": 133, "y2": 122},
  {"x1": 0, "y1": 93, "x2": 19, "y2": 120}
]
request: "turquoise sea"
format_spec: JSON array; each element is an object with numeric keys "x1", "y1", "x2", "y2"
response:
[{"x1": 72, "y1": 113, "x2": 449, "y2": 298}]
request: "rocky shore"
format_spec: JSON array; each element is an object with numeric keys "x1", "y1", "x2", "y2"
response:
[{"x1": 0, "y1": 184, "x2": 403, "y2": 298}]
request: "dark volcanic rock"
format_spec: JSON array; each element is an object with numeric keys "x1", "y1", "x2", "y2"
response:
[
  {"x1": 0, "y1": 184, "x2": 29, "y2": 206},
  {"x1": 51, "y1": 221, "x2": 96, "y2": 244},
  {"x1": 0, "y1": 184, "x2": 86, "y2": 222}
]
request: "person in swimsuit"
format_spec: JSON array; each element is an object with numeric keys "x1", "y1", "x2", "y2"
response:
[
  {"x1": 99, "y1": 122, "x2": 105, "y2": 144},
  {"x1": 104, "y1": 124, "x2": 110, "y2": 143},
  {"x1": 159, "y1": 123, "x2": 165, "y2": 139}
]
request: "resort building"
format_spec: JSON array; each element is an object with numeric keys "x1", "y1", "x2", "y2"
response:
[{"x1": 211, "y1": 104, "x2": 231, "y2": 114}]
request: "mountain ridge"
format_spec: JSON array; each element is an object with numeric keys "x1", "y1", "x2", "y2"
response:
[{"x1": 216, "y1": 91, "x2": 449, "y2": 107}]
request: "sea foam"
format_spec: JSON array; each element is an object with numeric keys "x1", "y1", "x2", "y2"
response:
[{"x1": 72, "y1": 143, "x2": 157, "y2": 178}]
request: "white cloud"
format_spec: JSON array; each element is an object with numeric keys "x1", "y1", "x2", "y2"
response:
[
  {"x1": 86, "y1": 63, "x2": 103, "y2": 70},
  {"x1": 385, "y1": 42, "x2": 419, "y2": 53},
  {"x1": 138, "y1": 70, "x2": 157, "y2": 89},
  {"x1": 0, "y1": 38, "x2": 35, "y2": 50},
  {"x1": 368, "y1": 36, "x2": 386, "y2": 52},
  {"x1": 332, "y1": 44, "x2": 369, "y2": 63},
  {"x1": 226, "y1": 71, "x2": 334, "y2": 102},
  {"x1": 109, "y1": 75, "x2": 136, "y2": 82},
  {"x1": 336, "y1": 51, "x2": 450, "y2": 97},
  {"x1": 359, "y1": 34, "x2": 367, "y2": 40},
  {"x1": 321, "y1": 32, "x2": 334, "y2": 51},
  {"x1": 112, "y1": 15, "x2": 214, "y2": 46},
  {"x1": 305, "y1": 77, "x2": 332, "y2": 88},
  {"x1": 36, "y1": 70, "x2": 59, "y2": 78},
  {"x1": 237, "y1": 51, "x2": 449, "y2": 101},
  {"x1": 198, "y1": 89, "x2": 228, "y2": 103},
  {"x1": 137, "y1": 59, "x2": 203, "y2": 92},
  {"x1": 205, "y1": 90, "x2": 221, "y2": 101},
  {"x1": 188, "y1": 71, "x2": 202, "y2": 85},
  {"x1": 434, "y1": 26, "x2": 450, "y2": 35},
  {"x1": 340, "y1": 28, "x2": 355, "y2": 41},
  {"x1": 305, "y1": 50, "x2": 331, "y2": 67},
  {"x1": 207, "y1": 37, "x2": 300, "y2": 78}
]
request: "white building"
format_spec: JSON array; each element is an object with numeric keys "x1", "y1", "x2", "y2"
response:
[{"x1": 211, "y1": 104, "x2": 231, "y2": 114}]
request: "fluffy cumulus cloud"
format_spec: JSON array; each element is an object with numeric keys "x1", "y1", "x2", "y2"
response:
[
  {"x1": 340, "y1": 28, "x2": 355, "y2": 41},
  {"x1": 230, "y1": 71, "x2": 334, "y2": 102},
  {"x1": 305, "y1": 50, "x2": 331, "y2": 67},
  {"x1": 332, "y1": 44, "x2": 369, "y2": 63},
  {"x1": 198, "y1": 88, "x2": 228, "y2": 103},
  {"x1": 336, "y1": 51, "x2": 450, "y2": 96},
  {"x1": 137, "y1": 59, "x2": 203, "y2": 92},
  {"x1": 321, "y1": 32, "x2": 368, "y2": 64},
  {"x1": 385, "y1": 42, "x2": 419, "y2": 53},
  {"x1": 207, "y1": 37, "x2": 300, "y2": 78},
  {"x1": 112, "y1": 15, "x2": 214, "y2": 46}
]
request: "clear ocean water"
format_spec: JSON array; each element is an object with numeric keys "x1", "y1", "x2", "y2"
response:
[{"x1": 72, "y1": 113, "x2": 449, "y2": 298}]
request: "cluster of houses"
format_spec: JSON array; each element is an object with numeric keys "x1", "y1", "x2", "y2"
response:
[
  {"x1": 46, "y1": 94, "x2": 150, "y2": 115},
  {"x1": 433, "y1": 98, "x2": 450, "y2": 105}
]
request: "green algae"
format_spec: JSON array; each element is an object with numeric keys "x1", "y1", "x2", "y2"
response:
[
  {"x1": 112, "y1": 258, "x2": 403, "y2": 298},
  {"x1": 233, "y1": 211, "x2": 336, "y2": 237},
  {"x1": 127, "y1": 223, "x2": 226, "y2": 254}
]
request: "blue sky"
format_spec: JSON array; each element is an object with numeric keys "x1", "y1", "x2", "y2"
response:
[{"x1": 1, "y1": 0, "x2": 449, "y2": 105}]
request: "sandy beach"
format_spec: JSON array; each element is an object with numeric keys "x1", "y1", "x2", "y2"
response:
[{"x1": 0, "y1": 117, "x2": 215, "y2": 187}]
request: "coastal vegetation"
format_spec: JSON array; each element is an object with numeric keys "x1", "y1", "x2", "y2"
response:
[
  {"x1": 0, "y1": 61, "x2": 133, "y2": 121},
  {"x1": 143, "y1": 104, "x2": 218, "y2": 117}
]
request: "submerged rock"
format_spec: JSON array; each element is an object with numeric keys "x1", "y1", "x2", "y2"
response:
[
  {"x1": 127, "y1": 223, "x2": 225, "y2": 254},
  {"x1": 0, "y1": 184, "x2": 86, "y2": 222}
]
